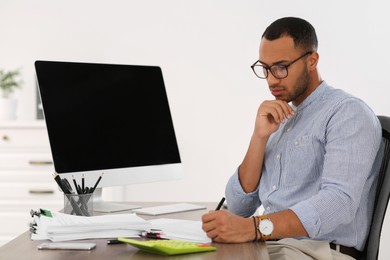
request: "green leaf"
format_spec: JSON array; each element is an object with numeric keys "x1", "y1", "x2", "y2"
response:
[{"x1": 0, "y1": 69, "x2": 23, "y2": 98}]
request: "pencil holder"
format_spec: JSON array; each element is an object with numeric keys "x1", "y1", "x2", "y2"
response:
[{"x1": 64, "y1": 193, "x2": 93, "y2": 216}]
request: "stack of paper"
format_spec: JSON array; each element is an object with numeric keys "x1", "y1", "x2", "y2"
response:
[
  {"x1": 31, "y1": 210, "x2": 151, "y2": 242},
  {"x1": 30, "y1": 209, "x2": 211, "y2": 244},
  {"x1": 150, "y1": 218, "x2": 211, "y2": 244}
]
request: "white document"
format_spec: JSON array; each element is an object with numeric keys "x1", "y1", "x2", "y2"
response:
[
  {"x1": 30, "y1": 209, "x2": 210, "y2": 244},
  {"x1": 133, "y1": 203, "x2": 206, "y2": 216},
  {"x1": 31, "y1": 210, "x2": 150, "y2": 242},
  {"x1": 149, "y1": 218, "x2": 211, "y2": 244}
]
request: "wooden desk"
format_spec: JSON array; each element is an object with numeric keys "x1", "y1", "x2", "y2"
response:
[{"x1": 0, "y1": 202, "x2": 270, "y2": 260}]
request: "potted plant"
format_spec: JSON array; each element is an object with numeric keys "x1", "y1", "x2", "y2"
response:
[{"x1": 0, "y1": 69, "x2": 22, "y2": 120}]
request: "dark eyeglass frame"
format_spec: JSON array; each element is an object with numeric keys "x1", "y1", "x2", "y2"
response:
[{"x1": 250, "y1": 51, "x2": 313, "y2": 79}]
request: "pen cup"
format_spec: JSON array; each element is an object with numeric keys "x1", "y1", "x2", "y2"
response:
[{"x1": 64, "y1": 193, "x2": 93, "y2": 216}]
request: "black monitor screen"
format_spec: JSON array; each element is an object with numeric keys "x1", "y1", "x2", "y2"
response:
[{"x1": 35, "y1": 60, "x2": 181, "y2": 173}]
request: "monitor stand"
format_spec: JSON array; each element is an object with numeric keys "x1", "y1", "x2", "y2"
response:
[{"x1": 92, "y1": 188, "x2": 141, "y2": 213}]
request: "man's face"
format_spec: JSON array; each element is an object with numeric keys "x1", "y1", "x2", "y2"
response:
[{"x1": 259, "y1": 36, "x2": 312, "y2": 106}]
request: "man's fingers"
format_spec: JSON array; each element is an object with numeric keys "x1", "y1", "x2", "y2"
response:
[
  {"x1": 260, "y1": 100, "x2": 295, "y2": 123},
  {"x1": 201, "y1": 210, "x2": 217, "y2": 223}
]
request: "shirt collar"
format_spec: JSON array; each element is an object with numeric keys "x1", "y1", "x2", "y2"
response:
[{"x1": 291, "y1": 81, "x2": 328, "y2": 112}]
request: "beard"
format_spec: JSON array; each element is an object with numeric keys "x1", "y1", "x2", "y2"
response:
[
  {"x1": 272, "y1": 67, "x2": 311, "y2": 103},
  {"x1": 288, "y1": 67, "x2": 311, "y2": 103}
]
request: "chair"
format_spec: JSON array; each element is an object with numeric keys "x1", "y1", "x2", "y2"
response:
[{"x1": 363, "y1": 115, "x2": 390, "y2": 260}]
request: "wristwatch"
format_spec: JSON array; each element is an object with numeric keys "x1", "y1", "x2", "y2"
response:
[{"x1": 257, "y1": 215, "x2": 274, "y2": 241}]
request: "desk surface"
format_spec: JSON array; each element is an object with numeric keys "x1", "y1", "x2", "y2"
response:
[{"x1": 0, "y1": 202, "x2": 270, "y2": 260}]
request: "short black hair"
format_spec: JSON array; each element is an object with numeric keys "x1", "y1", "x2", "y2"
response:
[{"x1": 262, "y1": 17, "x2": 318, "y2": 51}]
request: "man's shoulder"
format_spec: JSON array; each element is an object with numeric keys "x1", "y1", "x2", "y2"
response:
[
  {"x1": 322, "y1": 84, "x2": 354, "y2": 102},
  {"x1": 321, "y1": 84, "x2": 373, "y2": 112},
  {"x1": 313, "y1": 83, "x2": 379, "y2": 132}
]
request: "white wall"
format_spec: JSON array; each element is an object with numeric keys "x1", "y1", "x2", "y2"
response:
[{"x1": 1, "y1": 0, "x2": 389, "y2": 258}]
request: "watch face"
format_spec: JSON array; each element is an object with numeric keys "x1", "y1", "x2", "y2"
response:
[{"x1": 259, "y1": 219, "x2": 274, "y2": 236}]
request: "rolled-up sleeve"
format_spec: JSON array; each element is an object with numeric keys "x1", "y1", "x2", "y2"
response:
[{"x1": 225, "y1": 168, "x2": 261, "y2": 217}]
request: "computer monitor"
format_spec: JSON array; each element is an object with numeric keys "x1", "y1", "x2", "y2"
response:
[{"x1": 35, "y1": 60, "x2": 182, "y2": 212}]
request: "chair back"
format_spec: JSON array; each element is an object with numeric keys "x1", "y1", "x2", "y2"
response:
[{"x1": 364, "y1": 115, "x2": 390, "y2": 260}]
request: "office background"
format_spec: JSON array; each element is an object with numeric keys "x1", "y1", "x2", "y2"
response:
[{"x1": 1, "y1": 0, "x2": 389, "y2": 258}]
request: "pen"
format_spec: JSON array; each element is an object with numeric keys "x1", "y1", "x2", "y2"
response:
[
  {"x1": 61, "y1": 179, "x2": 73, "y2": 194},
  {"x1": 215, "y1": 197, "x2": 225, "y2": 210},
  {"x1": 82, "y1": 174, "x2": 85, "y2": 193},
  {"x1": 107, "y1": 239, "x2": 124, "y2": 244},
  {"x1": 91, "y1": 173, "x2": 104, "y2": 193},
  {"x1": 72, "y1": 175, "x2": 81, "y2": 194},
  {"x1": 141, "y1": 231, "x2": 164, "y2": 239},
  {"x1": 52, "y1": 172, "x2": 64, "y2": 192},
  {"x1": 53, "y1": 172, "x2": 71, "y2": 194}
]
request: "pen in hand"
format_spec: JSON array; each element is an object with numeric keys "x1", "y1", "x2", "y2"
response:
[{"x1": 215, "y1": 197, "x2": 225, "y2": 210}]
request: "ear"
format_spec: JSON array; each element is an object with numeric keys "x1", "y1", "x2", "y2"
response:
[{"x1": 307, "y1": 51, "x2": 319, "y2": 71}]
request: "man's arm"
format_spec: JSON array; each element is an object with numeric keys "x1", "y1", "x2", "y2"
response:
[
  {"x1": 201, "y1": 209, "x2": 308, "y2": 243},
  {"x1": 238, "y1": 100, "x2": 295, "y2": 192},
  {"x1": 202, "y1": 100, "x2": 299, "y2": 242},
  {"x1": 237, "y1": 134, "x2": 268, "y2": 192}
]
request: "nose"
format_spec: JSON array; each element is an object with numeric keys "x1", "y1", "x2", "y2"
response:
[{"x1": 266, "y1": 72, "x2": 281, "y2": 86}]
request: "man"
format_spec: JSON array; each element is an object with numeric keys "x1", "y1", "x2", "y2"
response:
[{"x1": 202, "y1": 17, "x2": 383, "y2": 259}]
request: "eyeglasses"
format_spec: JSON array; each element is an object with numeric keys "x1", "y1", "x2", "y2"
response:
[{"x1": 250, "y1": 51, "x2": 312, "y2": 79}]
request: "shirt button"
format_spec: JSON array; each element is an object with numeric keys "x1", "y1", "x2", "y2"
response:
[
  {"x1": 272, "y1": 185, "x2": 277, "y2": 190},
  {"x1": 266, "y1": 206, "x2": 271, "y2": 211},
  {"x1": 286, "y1": 128, "x2": 291, "y2": 133},
  {"x1": 276, "y1": 154, "x2": 280, "y2": 160}
]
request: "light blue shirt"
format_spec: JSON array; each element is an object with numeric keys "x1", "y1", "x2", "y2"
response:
[{"x1": 226, "y1": 81, "x2": 383, "y2": 251}]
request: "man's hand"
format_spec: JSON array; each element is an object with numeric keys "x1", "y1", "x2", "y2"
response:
[
  {"x1": 237, "y1": 100, "x2": 295, "y2": 193},
  {"x1": 201, "y1": 210, "x2": 254, "y2": 243},
  {"x1": 254, "y1": 100, "x2": 295, "y2": 139}
]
